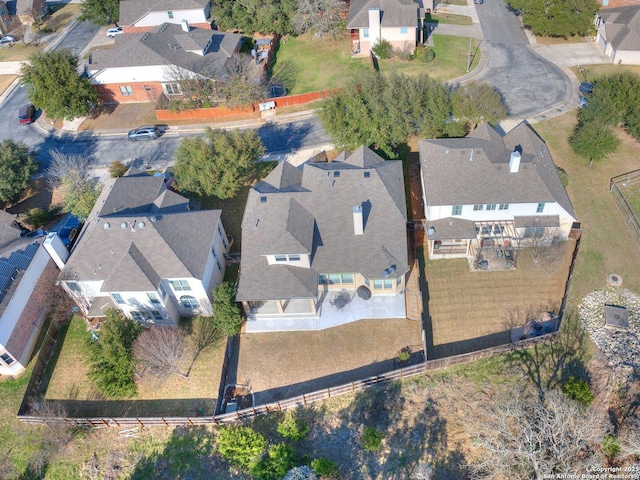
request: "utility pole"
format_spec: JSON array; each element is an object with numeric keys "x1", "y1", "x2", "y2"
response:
[{"x1": 466, "y1": 35, "x2": 473, "y2": 72}]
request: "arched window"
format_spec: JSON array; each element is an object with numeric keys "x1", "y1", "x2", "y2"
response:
[{"x1": 180, "y1": 295, "x2": 199, "y2": 308}]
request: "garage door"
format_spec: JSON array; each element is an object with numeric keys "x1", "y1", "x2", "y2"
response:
[{"x1": 596, "y1": 33, "x2": 606, "y2": 51}]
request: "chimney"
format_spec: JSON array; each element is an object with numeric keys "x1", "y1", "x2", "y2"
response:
[
  {"x1": 368, "y1": 7, "x2": 381, "y2": 45},
  {"x1": 43, "y1": 232, "x2": 69, "y2": 269},
  {"x1": 181, "y1": 19, "x2": 190, "y2": 32},
  {"x1": 353, "y1": 205, "x2": 364, "y2": 235},
  {"x1": 509, "y1": 150, "x2": 521, "y2": 173}
]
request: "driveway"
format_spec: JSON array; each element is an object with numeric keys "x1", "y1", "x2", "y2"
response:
[{"x1": 472, "y1": 0, "x2": 573, "y2": 118}]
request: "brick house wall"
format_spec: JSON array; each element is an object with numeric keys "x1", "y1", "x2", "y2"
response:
[{"x1": 95, "y1": 82, "x2": 166, "y2": 104}]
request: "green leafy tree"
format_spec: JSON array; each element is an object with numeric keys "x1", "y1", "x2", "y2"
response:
[
  {"x1": 250, "y1": 444, "x2": 299, "y2": 480},
  {"x1": 451, "y1": 82, "x2": 507, "y2": 130},
  {"x1": 372, "y1": 39, "x2": 393, "y2": 59},
  {"x1": 174, "y1": 128, "x2": 265, "y2": 199},
  {"x1": 108, "y1": 161, "x2": 128, "y2": 178},
  {"x1": 211, "y1": 282, "x2": 243, "y2": 336},
  {"x1": 311, "y1": 457, "x2": 338, "y2": 477},
  {"x1": 319, "y1": 72, "x2": 457, "y2": 157},
  {"x1": 216, "y1": 426, "x2": 266, "y2": 470},
  {"x1": 79, "y1": 0, "x2": 119, "y2": 26},
  {"x1": 505, "y1": 0, "x2": 599, "y2": 38},
  {"x1": 86, "y1": 309, "x2": 143, "y2": 398},
  {"x1": 569, "y1": 121, "x2": 619, "y2": 167},
  {"x1": 60, "y1": 171, "x2": 101, "y2": 220},
  {"x1": 20, "y1": 49, "x2": 98, "y2": 121},
  {"x1": 277, "y1": 412, "x2": 310, "y2": 441},
  {"x1": 211, "y1": 0, "x2": 297, "y2": 34},
  {"x1": 0, "y1": 139, "x2": 37, "y2": 204}
]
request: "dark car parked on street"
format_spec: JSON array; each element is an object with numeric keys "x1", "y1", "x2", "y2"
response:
[
  {"x1": 18, "y1": 104, "x2": 35, "y2": 125},
  {"x1": 579, "y1": 82, "x2": 594, "y2": 94}
]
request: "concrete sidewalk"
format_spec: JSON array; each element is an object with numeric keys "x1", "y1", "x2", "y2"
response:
[{"x1": 0, "y1": 61, "x2": 26, "y2": 74}]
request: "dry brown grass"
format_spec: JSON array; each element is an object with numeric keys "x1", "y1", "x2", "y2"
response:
[
  {"x1": 0, "y1": 74, "x2": 17, "y2": 96},
  {"x1": 426, "y1": 242, "x2": 574, "y2": 358},
  {"x1": 534, "y1": 112, "x2": 640, "y2": 302},
  {"x1": 571, "y1": 64, "x2": 640, "y2": 80},
  {"x1": 235, "y1": 318, "x2": 423, "y2": 404},
  {"x1": 534, "y1": 35, "x2": 591, "y2": 45},
  {"x1": 79, "y1": 103, "x2": 158, "y2": 131},
  {"x1": 44, "y1": 317, "x2": 226, "y2": 417}
]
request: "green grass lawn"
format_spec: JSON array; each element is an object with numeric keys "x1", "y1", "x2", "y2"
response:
[
  {"x1": 270, "y1": 34, "x2": 480, "y2": 94},
  {"x1": 425, "y1": 13, "x2": 473, "y2": 25},
  {"x1": 620, "y1": 181, "x2": 640, "y2": 219}
]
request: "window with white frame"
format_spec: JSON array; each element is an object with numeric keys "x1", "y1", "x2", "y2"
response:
[
  {"x1": 486, "y1": 204, "x2": 497, "y2": 210},
  {"x1": 158, "y1": 283, "x2": 167, "y2": 299},
  {"x1": 131, "y1": 311, "x2": 144, "y2": 322},
  {"x1": 170, "y1": 280, "x2": 191, "y2": 291},
  {"x1": 180, "y1": 295, "x2": 199, "y2": 308},
  {"x1": 119, "y1": 85, "x2": 133, "y2": 96},
  {"x1": 473, "y1": 204, "x2": 484, "y2": 211},
  {"x1": 151, "y1": 310, "x2": 163, "y2": 321},
  {"x1": 147, "y1": 292, "x2": 161, "y2": 304},
  {"x1": 112, "y1": 293, "x2": 125, "y2": 304},
  {"x1": 211, "y1": 247, "x2": 217, "y2": 259},
  {"x1": 0, "y1": 352, "x2": 15, "y2": 366},
  {"x1": 400, "y1": 27, "x2": 408, "y2": 33},
  {"x1": 452, "y1": 205, "x2": 462, "y2": 215},
  {"x1": 363, "y1": 28, "x2": 369, "y2": 38},
  {"x1": 537, "y1": 202, "x2": 545, "y2": 213},
  {"x1": 275, "y1": 255, "x2": 287, "y2": 262},
  {"x1": 499, "y1": 203, "x2": 509, "y2": 210},
  {"x1": 167, "y1": 10, "x2": 173, "y2": 18},
  {"x1": 67, "y1": 281, "x2": 80, "y2": 292},
  {"x1": 216, "y1": 259, "x2": 222, "y2": 271},
  {"x1": 163, "y1": 83, "x2": 182, "y2": 95}
]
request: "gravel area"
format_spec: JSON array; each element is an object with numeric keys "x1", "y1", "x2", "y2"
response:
[{"x1": 579, "y1": 286, "x2": 640, "y2": 383}]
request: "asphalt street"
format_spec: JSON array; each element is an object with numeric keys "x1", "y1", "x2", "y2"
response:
[
  {"x1": 0, "y1": 21, "x2": 332, "y2": 171},
  {"x1": 473, "y1": 0, "x2": 572, "y2": 118}
]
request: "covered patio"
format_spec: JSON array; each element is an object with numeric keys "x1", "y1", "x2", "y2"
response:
[{"x1": 244, "y1": 288, "x2": 406, "y2": 332}]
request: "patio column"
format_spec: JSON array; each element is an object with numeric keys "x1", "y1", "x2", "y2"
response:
[
  {"x1": 309, "y1": 298, "x2": 316, "y2": 314},
  {"x1": 276, "y1": 299, "x2": 284, "y2": 314},
  {"x1": 241, "y1": 301, "x2": 251, "y2": 315}
]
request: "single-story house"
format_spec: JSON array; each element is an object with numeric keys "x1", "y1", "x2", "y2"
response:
[
  {"x1": 236, "y1": 146, "x2": 410, "y2": 332},
  {"x1": 419, "y1": 122, "x2": 577, "y2": 260}
]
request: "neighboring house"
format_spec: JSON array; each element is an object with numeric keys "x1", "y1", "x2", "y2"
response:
[
  {"x1": 119, "y1": 0, "x2": 212, "y2": 33},
  {"x1": 0, "y1": 2, "x2": 12, "y2": 35},
  {"x1": 0, "y1": 210, "x2": 68, "y2": 376},
  {"x1": 347, "y1": 0, "x2": 421, "y2": 57},
  {"x1": 418, "y1": 122, "x2": 577, "y2": 260},
  {"x1": 595, "y1": 5, "x2": 640, "y2": 64},
  {"x1": 11, "y1": 0, "x2": 46, "y2": 26},
  {"x1": 88, "y1": 22, "x2": 242, "y2": 103},
  {"x1": 236, "y1": 146, "x2": 410, "y2": 332},
  {"x1": 58, "y1": 169, "x2": 230, "y2": 325}
]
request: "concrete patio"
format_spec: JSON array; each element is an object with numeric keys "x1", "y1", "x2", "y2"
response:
[{"x1": 244, "y1": 288, "x2": 407, "y2": 332}]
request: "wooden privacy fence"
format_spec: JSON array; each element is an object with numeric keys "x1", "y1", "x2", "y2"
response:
[
  {"x1": 610, "y1": 170, "x2": 640, "y2": 248},
  {"x1": 17, "y1": 332, "x2": 557, "y2": 428}
]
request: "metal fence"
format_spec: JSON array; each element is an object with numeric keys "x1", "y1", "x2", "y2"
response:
[{"x1": 610, "y1": 169, "x2": 640, "y2": 248}]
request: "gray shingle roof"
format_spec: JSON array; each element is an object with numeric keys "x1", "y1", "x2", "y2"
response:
[
  {"x1": 119, "y1": 0, "x2": 210, "y2": 25},
  {"x1": 599, "y1": 5, "x2": 640, "y2": 51},
  {"x1": 426, "y1": 217, "x2": 477, "y2": 240},
  {"x1": 347, "y1": 0, "x2": 419, "y2": 29},
  {"x1": 237, "y1": 147, "x2": 409, "y2": 302},
  {"x1": 63, "y1": 171, "x2": 221, "y2": 293},
  {"x1": 418, "y1": 122, "x2": 576, "y2": 220},
  {"x1": 90, "y1": 23, "x2": 242, "y2": 76}
]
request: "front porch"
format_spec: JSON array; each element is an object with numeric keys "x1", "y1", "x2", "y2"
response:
[{"x1": 244, "y1": 288, "x2": 406, "y2": 332}]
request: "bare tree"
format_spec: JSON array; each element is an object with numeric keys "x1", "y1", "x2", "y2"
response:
[
  {"x1": 27, "y1": 400, "x2": 75, "y2": 478},
  {"x1": 217, "y1": 53, "x2": 265, "y2": 107},
  {"x1": 46, "y1": 149, "x2": 94, "y2": 190},
  {"x1": 469, "y1": 390, "x2": 609, "y2": 479},
  {"x1": 292, "y1": 0, "x2": 348, "y2": 37},
  {"x1": 133, "y1": 327, "x2": 189, "y2": 382},
  {"x1": 163, "y1": 63, "x2": 219, "y2": 109}
]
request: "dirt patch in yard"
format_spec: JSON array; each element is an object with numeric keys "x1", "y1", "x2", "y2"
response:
[
  {"x1": 233, "y1": 318, "x2": 423, "y2": 405},
  {"x1": 79, "y1": 103, "x2": 158, "y2": 131}
]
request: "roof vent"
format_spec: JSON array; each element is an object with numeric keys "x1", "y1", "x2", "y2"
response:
[
  {"x1": 260, "y1": 196, "x2": 267, "y2": 203},
  {"x1": 103, "y1": 222, "x2": 110, "y2": 229},
  {"x1": 364, "y1": 171, "x2": 370, "y2": 178},
  {"x1": 333, "y1": 171, "x2": 340, "y2": 177},
  {"x1": 120, "y1": 222, "x2": 127, "y2": 229},
  {"x1": 138, "y1": 222, "x2": 146, "y2": 229},
  {"x1": 150, "y1": 216, "x2": 158, "y2": 222}
]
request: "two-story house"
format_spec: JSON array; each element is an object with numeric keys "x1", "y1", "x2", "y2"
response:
[
  {"x1": 119, "y1": 0, "x2": 212, "y2": 33},
  {"x1": 59, "y1": 169, "x2": 230, "y2": 325},
  {"x1": 347, "y1": 0, "x2": 421, "y2": 57},
  {"x1": 236, "y1": 146, "x2": 409, "y2": 332},
  {"x1": 419, "y1": 122, "x2": 577, "y2": 260},
  {"x1": 88, "y1": 22, "x2": 242, "y2": 103},
  {"x1": 595, "y1": 5, "x2": 640, "y2": 65}
]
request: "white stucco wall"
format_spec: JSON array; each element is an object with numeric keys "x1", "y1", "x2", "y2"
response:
[
  {"x1": 90, "y1": 65, "x2": 168, "y2": 85},
  {"x1": 110, "y1": 290, "x2": 173, "y2": 325},
  {"x1": 427, "y1": 201, "x2": 573, "y2": 224},
  {"x1": 611, "y1": 49, "x2": 640, "y2": 65},
  {"x1": 201, "y1": 220, "x2": 229, "y2": 295}
]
